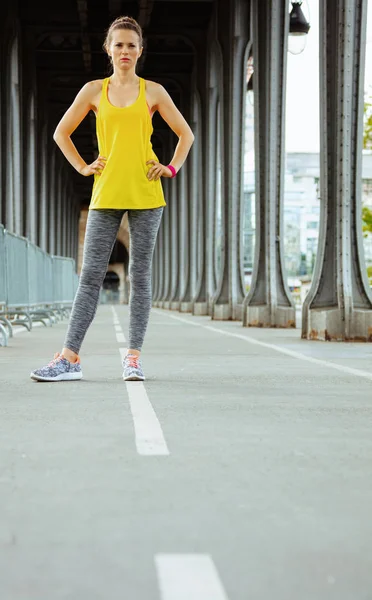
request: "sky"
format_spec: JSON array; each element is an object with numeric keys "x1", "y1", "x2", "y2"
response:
[{"x1": 285, "y1": 0, "x2": 372, "y2": 152}]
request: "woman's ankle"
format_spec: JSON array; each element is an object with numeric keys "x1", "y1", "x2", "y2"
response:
[
  {"x1": 127, "y1": 348, "x2": 141, "y2": 357},
  {"x1": 62, "y1": 347, "x2": 79, "y2": 362}
]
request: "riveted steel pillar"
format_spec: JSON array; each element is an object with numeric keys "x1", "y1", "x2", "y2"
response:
[
  {"x1": 302, "y1": 0, "x2": 372, "y2": 341},
  {"x1": 72, "y1": 204, "x2": 78, "y2": 265},
  {"x1": 169, "y1": 171, "x2": 182, "y2": 310},
  {"x1": 160, "y1": 173, "x2": 172, "y2": 308},
  {"x1": 154, "y1": 176, "x2": 169, "y2": 305},
  {"x1": 62, "y1": 181, "x2": 70, "y2": 256},
  {"x1": 39, "y1": 126, "x2": 49, "y2": 251},
  {"x1": 243, "y1": 0, "x2": 296, "y2": 328},
  {"x1": 176, "y1": 162, "x2": 189, "y2": 310},
  {"x1": 164, "y1": 170, "x2": 177, "y2": 309},
  {"x1": 179, "y1": 158, "x2": 195, "y2": 312},
  {"x1": 48, "y1": 150, "x2": 56, "y2": 255},
  {"x1": 193, "y1": 47, "x2": 219, "y2": 316},
  {"x1": 61, "y1": 180, "x2": 66, "y2": 256},
  {"x1": 179, "y1": 88, "x2": 200, "y2": 312},
  {"x1": 10, "y1": 37, "x2": 22, "y2": 236},
  {"x1": 211, "y1": 0, "x2": 249, "y2": 321},
  {"x1": 153, "y1": 221, "x2": 161, "y2": 302},
  {"x1": 55, "y1": 167, "x2": 63, "y2": 255},
  {"x1": 69, "y1": 198, "x2": 76, "y2": 259},
  {"x1": 26, "y1": 94, "x2": 37, "y2": 244},
  {"x1": 190, "y1": 95, "x2": 203, "y2": 304}
]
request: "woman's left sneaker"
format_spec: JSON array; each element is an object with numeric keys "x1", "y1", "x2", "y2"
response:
[
  {"x1": 30, "y1": 352, "x2": 83, "y2": 382},
  {"x1": 122, "y1": 354, "x2": 145, "y2": 381}
]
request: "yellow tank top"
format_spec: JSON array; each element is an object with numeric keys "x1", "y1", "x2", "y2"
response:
[{"x1": 89, "y1": 77, "x2": 166, "y2": 210}]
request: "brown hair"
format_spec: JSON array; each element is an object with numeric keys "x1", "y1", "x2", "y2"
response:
[{"x1": 103, "y1": 16, "x2": 143, "y2": 53}]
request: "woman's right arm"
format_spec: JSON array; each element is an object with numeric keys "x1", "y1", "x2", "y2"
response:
[{"x1": 53, "y1": 81, "x2": 106, "y2": 176}]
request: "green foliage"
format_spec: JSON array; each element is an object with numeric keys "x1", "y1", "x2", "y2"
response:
[
  {"x1": 362, "y1": 206, "x2": 372, "y2": 236},
  {"x1": 364, "y1": 99, "x2": 372, "y2": 149}
]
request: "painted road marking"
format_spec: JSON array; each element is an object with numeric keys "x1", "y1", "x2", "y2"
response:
[
  {"x1": 111, "y1": 305, "x2": 120, "y2": 325},
  {"x1": 155, "y1": 554, "x2": 229, "y2": 600},
  {"x1": 119, "y1": 348, "x2": 169, "y2": 456},
  {"x1": 154, "y1": 310, "x2": 372, "y2": 382},
  {"x1": 112, "y1": 306, "x2": 126, "y2": 343}
]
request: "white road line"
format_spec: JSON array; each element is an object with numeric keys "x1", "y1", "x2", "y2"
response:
[
  {"x1": 119, "y1": 348, "x2": 169, "y2": 456},
  {"x1": 155, "y1": 554, "x2": 229, "y2": 600},
  {"x1": 153, "y1": 310, "x2": 372, "y2": 382},
  {"x1": 112, "y1": 306, "x2": 125, "y2": 341},
  {"x1": 111, "y1": 305, "x2": 120, "y2": 324}
]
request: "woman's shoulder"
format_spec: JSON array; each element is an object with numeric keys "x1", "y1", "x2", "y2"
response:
[
  {"x1": 142, "y1": 79, "x2": 164, "y2": 107},
  {"x1": 143, "y1": 78, "x2": 163, "y2": 92},
  {"x1": 85, "y1": 79, "x2": 106, "y2": 92},
  {"x1": 80, "y1": 79, "x2": 106, "y2": 112}
]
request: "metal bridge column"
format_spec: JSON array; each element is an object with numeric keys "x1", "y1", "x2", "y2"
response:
[
  {"x1": 302, "y1": 0, "x2": 372, "y2": 341},
  {"x1": 243, "y1": 0, "x2": 296, "y2": 328}
]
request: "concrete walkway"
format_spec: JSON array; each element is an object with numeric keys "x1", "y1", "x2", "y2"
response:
[{"x1": 1, "y1": 304, "x2": 372, "y2": 600}]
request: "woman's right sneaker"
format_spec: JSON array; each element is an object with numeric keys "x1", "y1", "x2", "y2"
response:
[
  {"x1": 122, "y1": 353, "x2": 145, "y2": 381},
  {"x1": 30, "y1": 352, "x2": 83, "y2": 382}
]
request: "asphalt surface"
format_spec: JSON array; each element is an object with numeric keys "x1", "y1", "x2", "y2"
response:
[{"x1": 1, "y1": 304, "x2": 372, "y2": 600}]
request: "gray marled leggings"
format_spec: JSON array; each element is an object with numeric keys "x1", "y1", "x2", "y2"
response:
[{"x1": 64, "y1": 207, "x2": 163, "y2": 354}]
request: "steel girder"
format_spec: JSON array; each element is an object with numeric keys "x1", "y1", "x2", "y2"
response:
[
  {"x1": 243, "y1": 0, "x2": 296, "y2": 329},
  {"x1": 302, "y1": 0, "x2": 372, "y2": 341}
]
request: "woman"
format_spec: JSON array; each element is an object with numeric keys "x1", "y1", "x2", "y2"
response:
[{"x1": 30, "y1": 15, "x2": 194, "y2": 382}]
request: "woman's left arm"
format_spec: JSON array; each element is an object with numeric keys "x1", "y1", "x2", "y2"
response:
[{"x1": 146, "y1": 83, "x2": 195, "y2": 181}]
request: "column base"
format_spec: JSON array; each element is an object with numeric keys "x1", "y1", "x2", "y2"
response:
[
  {"x1": 163, "y1": 301, "x2": 171, "y2": 310},
  {"x1": 193, "y1": 302, "x2": 209, "y2": 316},
  {"x1": 304, "y1": 307, "x2": 372, "y2": 341},
  {"x1": 180, "y1": 302, "x2": 193, "y2": 313},
  {"x1": 170, "y1": 301, "x2": 180, "y2": 311},
  {"x1": 212, "y1": 303, "x2": 244, "y2": 321},
  {"x1": 244, "y1": 305, "x2": 296, "y2": 328}
]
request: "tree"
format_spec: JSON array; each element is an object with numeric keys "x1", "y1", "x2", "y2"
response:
[
  {"x1": 362, "y1": 206, "x2": 372, "y2": 236},
  {"x1": 362, "y1": 96, "x2": 372, "y2": 240},
  {"x1": 364, "y1": 98, "x2": 372, "y2": 149}
]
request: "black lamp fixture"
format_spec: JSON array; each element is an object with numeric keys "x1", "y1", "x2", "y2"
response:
[{"x1": 288, "y1": 1, "x2": 311, "y2": 55}]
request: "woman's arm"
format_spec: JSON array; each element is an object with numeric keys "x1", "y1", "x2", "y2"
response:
[
  {"x1": 53, "y1": 81, "x2": 106, "y2": 176},
  {"x1": 146, "y1": 83, "x2": 195, "y2": 181}
]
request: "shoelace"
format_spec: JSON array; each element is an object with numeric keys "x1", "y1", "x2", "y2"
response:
[
  {"x1": 126, "y1": 354, "x2": 140, "y2": 369},
  {"x1": 47, "y1": 352, "x2": 62, "y2": 367}
]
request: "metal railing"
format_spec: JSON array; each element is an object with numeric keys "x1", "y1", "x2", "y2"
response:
[{"x1": 0, "y1": 226, "x2": 79, "y2": 346}]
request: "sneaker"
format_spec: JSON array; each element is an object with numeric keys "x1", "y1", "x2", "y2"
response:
[
  {"x1": 30, "y1": 352, "x2": 83, "y2": 382},
  {"x1": 122, "y1": 353, "x2": 145, "y2": 381}
]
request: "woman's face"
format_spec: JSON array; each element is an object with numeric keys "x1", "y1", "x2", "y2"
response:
[{"x1": 107, "y1": 29, "x2": 142, "y2": 70}]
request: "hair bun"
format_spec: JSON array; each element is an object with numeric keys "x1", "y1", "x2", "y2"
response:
[{"x1": 116, "y1": 16, "x2": 135, "y2": 23}]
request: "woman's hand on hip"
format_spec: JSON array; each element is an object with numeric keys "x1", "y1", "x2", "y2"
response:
[
  {"x1": 146, "y1": 160, "x2": 173, "y2": 181},
  {"x1": 80, "y1": 156, "x2": 107, "y2": 176}
]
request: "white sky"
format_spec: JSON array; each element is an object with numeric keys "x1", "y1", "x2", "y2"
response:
[{"x1": 285, "y1": 0, "x2": 372, "y2": 152}]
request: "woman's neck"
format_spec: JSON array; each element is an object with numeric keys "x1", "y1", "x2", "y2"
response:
[{"x1": 110, "y1": 71, "x2": 139, "y2": 86}]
